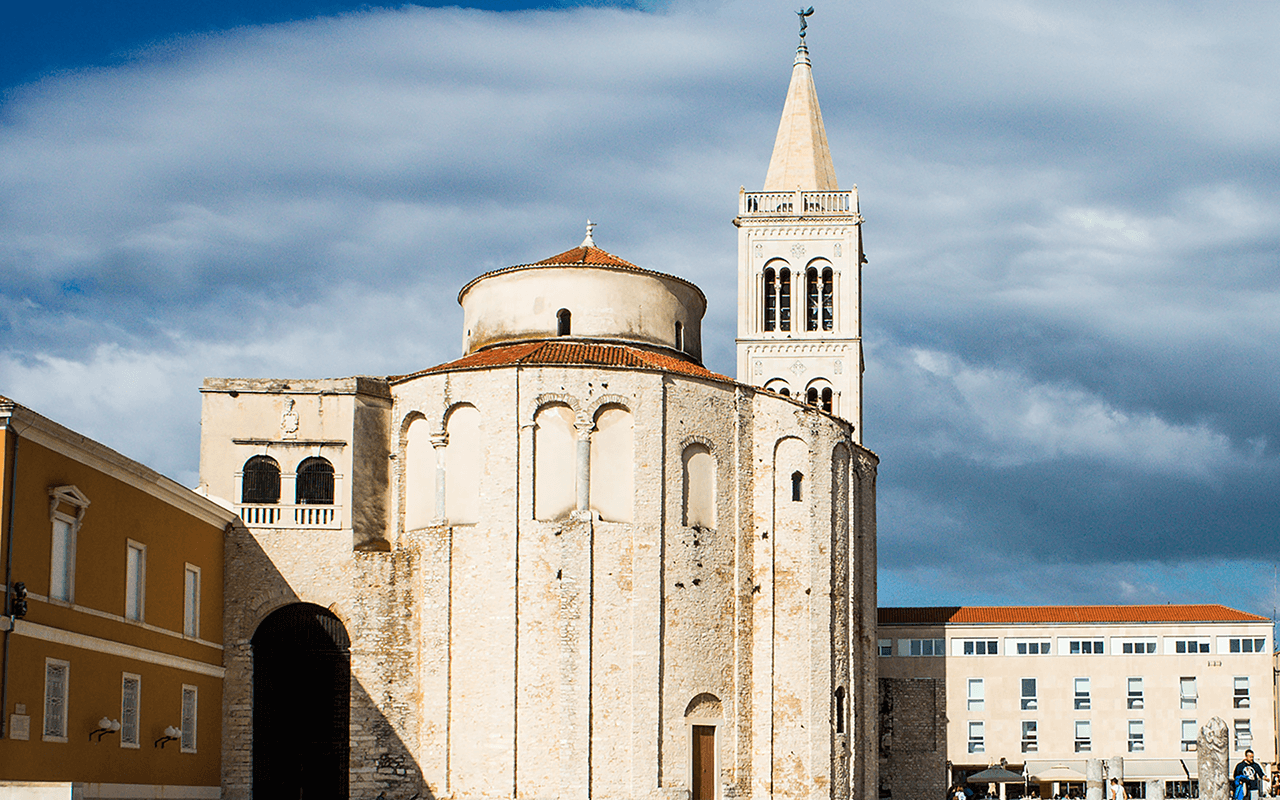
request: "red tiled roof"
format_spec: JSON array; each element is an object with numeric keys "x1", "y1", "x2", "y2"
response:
[
  {"x1": 879, "y1": 604, "x2": 1268, "y2": 626},
  {"x1": 456, "y1": 244, "x2": 706, "y2": 308},
  {"x1": 389, "y1": 341, "x2": 733, "y2": 384}
]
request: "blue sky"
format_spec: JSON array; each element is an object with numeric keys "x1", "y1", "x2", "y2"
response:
[{"x1": 3, "y1": 1, "x2": 1279, "y2": 619}]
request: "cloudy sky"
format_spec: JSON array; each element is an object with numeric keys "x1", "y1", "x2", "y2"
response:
[{"x1": 3, "y1": 0, "x2": 1279, "y2": 617}]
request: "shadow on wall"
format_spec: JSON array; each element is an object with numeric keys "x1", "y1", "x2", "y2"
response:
[
  {"x1": 222, "y1": 524, "x2": 426, "y2": 800},
  {"x1": 879, "y1": 625, "x2": 950, "y2": 800}
]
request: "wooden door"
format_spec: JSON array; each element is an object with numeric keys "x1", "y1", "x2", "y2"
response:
[{"x1": 692, "y1": 725, "x2": 717, "y2": 800}]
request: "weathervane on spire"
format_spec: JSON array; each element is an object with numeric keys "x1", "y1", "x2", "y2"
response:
[
  {"x1": 582, "y1": 219, "x2": 596, "y2": 248},
  {"x1": 796, "y1": 6, "x2": 814, "y2": 39}
]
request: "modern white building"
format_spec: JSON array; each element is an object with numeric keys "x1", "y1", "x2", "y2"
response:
[{"x1": 878, "y1": 605, "x2": 1275, "y2": 800}]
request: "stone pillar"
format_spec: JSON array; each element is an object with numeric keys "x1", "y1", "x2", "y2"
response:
[
  {"x1": 1146, "y1": 779, "x2": 1165, "y2": 800},
  {"x1": 1086, "y1": 759, "x2": 1104, "y2": 800},
  {"x1": 1200, "y1": 717, "x2": 1230, "y2": 800},
  {"x1": 430, "y1": 432, "x2": 448, "y2": 523},
  {"x1": 573, "y1": 413, "x2": 593, "y2": 515}
]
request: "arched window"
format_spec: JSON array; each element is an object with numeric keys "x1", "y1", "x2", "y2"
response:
[
  {"x1": 295, "y1": 457, "x2": 334, "y2": 505},
  {"x1": 807, "y1": 387, "x2": 819, "y2": 406},
  {"x1": 821, "y1": 268, "x2": 834, "y2": 330},
  {"x1": 835, "y1": 686, "x2": 846, "y2": 734},
  {"x1": 557, "y1": 309, "x2": 571, "y2": 336},
  {"x1": 242, "y1": 456, "x2": 280, "y2": 504},
  {"x1": 821, "y1": 387, "x2": 833, "y2": 413},
  {"x1": 675, "y1": 321, "x2": 684, "y2": 351},
  {"x1": 806, "y1": 267, "x2": 819, "y2": 331},
  {"x1": 791, "y1": 471, "x2": 803, "y2": 502},
  {"x1": 779, "y1": 387, "x2": 791, "y2": 397},
  {"x1": 534, "y1": 404, "x2": 576, "y2": 521},
  {"x1": 763, "y1": 268, "x2": 777, "y2": 331},
  {"x1": 778, "y1": 268, "x2": 791, "y2": 331},
  {"x1": 682, "y1": 443, "x2": 715, "y2": 528}
]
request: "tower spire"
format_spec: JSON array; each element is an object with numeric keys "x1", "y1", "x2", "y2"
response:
[{"x1": 761, "y1": 11, "x2": 838, "y2": 192}]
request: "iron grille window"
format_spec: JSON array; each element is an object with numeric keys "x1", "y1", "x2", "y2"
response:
[
  {"x1": 806, "y1": 268, "x2": 819, "y2": 331},
  {"x1": 821, "y1": 268, "x2": 833, "y2": 330},
  {"x1": 296, "y1": 458, "x2": 335, "y2": 505},
  {"x1": 778, "y1": 269, "x2": 791, "y2": 331},
  {"x1": 242, "y1": 456, "x2": 281, "y2": 504},
  {"x1": 763, "y1": 268, "x2": 777, "y2": 331}
]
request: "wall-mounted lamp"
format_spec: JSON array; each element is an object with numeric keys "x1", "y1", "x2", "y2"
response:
[
  {"x1": 90, "y1": 717, "x2": 121, "y2": 741},
  {"x1": 154, "y1": 725, "x2": 181, "y2": 748}
]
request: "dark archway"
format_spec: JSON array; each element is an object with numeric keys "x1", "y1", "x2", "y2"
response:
[{"x1": 252, "y1": 603, "x2": 351, "y2": 799}]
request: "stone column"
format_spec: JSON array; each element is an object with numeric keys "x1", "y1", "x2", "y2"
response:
[
  {"x1": 1146, "y1": 779, "x2": 1165, "y2": 800},
  {"x1": 430, "y1": 432, "x2": 448, "y2": 523},
  {"x1": 573, "y1": 413, "x2": 593, "y2": 516},
  {"x1": 1199, "y1": 717, "x2": 1230, "y2": 800},
  {"x1": 1086, "y1": 758, "x2": 1104, "y2": 800}
]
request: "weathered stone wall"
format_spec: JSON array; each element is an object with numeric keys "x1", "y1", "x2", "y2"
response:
[{"x1": 878, "y1": 677, "x2": 946, "y2": 800}]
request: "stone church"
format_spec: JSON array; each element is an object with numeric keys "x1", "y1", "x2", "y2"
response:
[{"x1": 198, "y1": 30, "x2": 877, "y2": 800}]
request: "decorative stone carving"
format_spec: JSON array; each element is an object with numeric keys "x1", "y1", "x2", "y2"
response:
[
  {"x1": 281, "y1": 397, "x2": 300, "y2": 439},
  {"x1": 790, "y1": 243, "x2": 806, "y2": 257},
  {"x1": 834, "y1": 243, "x2": 842, "y2": 257},
  {"x1": 1199, "y1": 717, "x2": 1230, "y2": 800}
]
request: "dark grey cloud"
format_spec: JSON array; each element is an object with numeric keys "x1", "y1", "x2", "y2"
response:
[{"x1": 3, "y1": 0, "x2": 1279, "y2": 616}]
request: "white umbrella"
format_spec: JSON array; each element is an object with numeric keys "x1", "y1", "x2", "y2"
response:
[{"x1": 1031, "y1": 765, "x2": 1088, "y2": 783}]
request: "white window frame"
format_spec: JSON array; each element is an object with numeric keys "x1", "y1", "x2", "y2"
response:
[
  {"x1": 42, "y1": 658, "x2": 69, "y2": 742},
  {"x1": 1075, "y1": 720, "x2": 1091, "y2": 753},
  {"x1": 956, "y1": 639, "x2": 998, "y2": 656},
  {"x1": 1021, "y1": 720, "x2": 1038, "y2": 753},
  {"x1": 1234, "y1": 718, "x2": 1252, "y2": 752},
  {"x1": 1128, "y1": 676, "x2": 1144, "y2": 709},
  {"x1": 1181, "y1": 676, "x2": 1198, "y2": 710},
  {"x1": 125, "y1": 539, "x2": 146, "y2": 622},
  {"x1": 1013, "y1": 640, "x2": 1051, "y2": 655},
  {"x1": 1171, "y1": 638, "x2": 1211, "y2": 654},
  {"x1": 1234, "y1": 676, "x2": 1250, "y2": 708},
  {"x1": 1067, "y1": 639, "x2": 1104, "y2": 655},
  {"x1": 183, "y1": 564, "x2": 201, "y2": 638},
  {"x1": 1228, "y1": 637, "x2": 1267, "y2": 654},
  {"x1": 1118, "y1": 638, "x2": 1157, "y2": 655},
  {"x1": 878, "y1": 639, "x2": 892, "y2": 657},
  {"x1": 968, "y1": 721, "x2": 985, "y2": 754},
  {"x1": 967, "y1": 678, "x2": 984, "y2": 711},
  {"x1": 1021, "y1": 677, "x2": 1037, "y2": 711},
  {"x1": 181, "y1": 684, "x2": 198, "y2": 753},
  {"x1": 1074, "y1": 677, "x2": 1091, "y2": 710},
  {"x1": 1128, "y1": 719, "x2": 1144, "y2": 752},
  {"x1": 1181, "y1": 719, "x2": 1198, "y2": 752},
  {"x1": 120, "y1": 673, "x2": 141, "y2": 749},
  {"x1": 47, "y1": 485, "x2": 89, "y2": 604}
]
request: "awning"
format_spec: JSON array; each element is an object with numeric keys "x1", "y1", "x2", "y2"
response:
[{"x1": 1122, "y1": 760, "x2": 1198, "y2": 780}]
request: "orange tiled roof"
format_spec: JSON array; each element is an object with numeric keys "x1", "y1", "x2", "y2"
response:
[
  {"x1": 878, "y1": 604, "x2": 1268, "y2": 626},
  {"x1": 389, "y1": 341, "x2": 733, "y2": 384},
  {"x1": 457, "y1": 245, "x2": 705, "y2": 308}
]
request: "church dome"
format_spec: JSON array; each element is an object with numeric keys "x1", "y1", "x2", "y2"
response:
[{"x1": 457, "y1": 227, "x2": 707, "y2": 363}]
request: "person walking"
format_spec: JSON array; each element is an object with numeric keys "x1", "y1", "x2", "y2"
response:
[
  {"x1": 1108, "y1": 778, "x2": 1127, "y2": 800},
  {"x1": 1234, "y1": 749, "x2": 1265, "y2": 800}
]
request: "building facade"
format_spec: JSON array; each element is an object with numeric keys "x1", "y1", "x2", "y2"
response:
[
  {"x1": 878, "y1": 605, "x2": 1276, "y2": 800},
  {"x1": 735, "y1": 36, "x2": 865, "y2": 437},
  {"x1": 1, "y1": 396, "x2": 235, "y2": 798},
  {"x1": 199, "y1": 229, "x2": 880, "y2": 800}
]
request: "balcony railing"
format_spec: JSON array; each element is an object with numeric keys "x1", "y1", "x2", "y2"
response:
[
  {"x1": 740, "y1": 189, "x2": 855, "y2": 216},
  {"x1": 238, "y1": 503, "x2": 342, "y2": 529}
]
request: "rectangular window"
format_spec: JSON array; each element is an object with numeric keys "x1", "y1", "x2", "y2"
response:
[
  {"x1": 1175, "y1": 639, "x2": 1211, "y2": 654},
  {"x1": 908, "y1": 638, "x2": 944, "y2": 656},
  {"x1": 1234, "y1": 676, "x2": 1250, "y2": 708},
  {"x1": 1021, "y1": 678, "x2": 1037, "y2": 711},
  {"x1": 967, "y1": 678, "x2": 984, "y2": 711},
  {"x1": 1121, "y1": 640, "x2": 1157, "y2": 654},
  {"x1": 43, "y1": 658, "x2": 69, "y2": 742},
  {"x1": 1021, "y1": 720, "x2": 1038, "y2": 753},
  {"x1": 184, "y1": 564, "x2": 201, "y2": 638},
  {"x1": 50, "y1": 516, "x2": 75, "y2": 602},
  {"x1": 1234, "y1": 719, "x2": 1252, "y2": 752},
  {"x1": 1229, "y1": 638, "x2": 1266, "y2": 654},
  {"x1": 1075, "y1": 720, "x2": 1091, "y2": 752},
  {"x1": 125, "y1": 540, "x2": 146, "y2": 622},
  {"x1": 1129, "y1": 719, "x2": 1144, "y2": 752},
  {"x1": 1182, "y1": 720, "x2": 1198, "y2": 752},
  {"x1": 181, "y1": 685, "x2": 198, "y2": 753},
  {"x1": 878, "y1": 639, "x2": 892, "y2": 657},
  {"x1": 1128, "y1": 677, "x2": 1144, "y2": 709},
  {"x1": 1069, "y1": 639, "x2": 1104, "y2": 654},
  {"x1": 121, "y1": 674, "x2": 140, "y2": 748},
  {"x1": 961, "y1": 639, "x2": 998, "y2": 656},
  {"x1": 1014, "y1": 640, "x2": 1051, "y2": 655},
  {"x1": 1074, "y1": 677, "x2": 1091, "y2": 710},
  {"x1": 1181, "y1": 677, "x2": 1198, "y2": 710},
  {"x1": 968, "y1": 721, "x2": 985, "y2": 754}
]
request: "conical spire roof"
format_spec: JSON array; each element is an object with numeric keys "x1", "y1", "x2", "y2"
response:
[{"x1": 762, "y1": 42, "x2": 838, "y2": 192}]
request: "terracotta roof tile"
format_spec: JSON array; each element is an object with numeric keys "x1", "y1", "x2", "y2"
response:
[
  {"x1": 879, "y1": 604, "x2": 1268, "y2": 626},
  {"x1": 389, "y1": 342, "x2": 733, "y2": 384},
  {"x1": 532, "y1": 245, "x2": 641, "y2": 268}
]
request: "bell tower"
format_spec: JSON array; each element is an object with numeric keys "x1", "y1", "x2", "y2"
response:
[{"x1": 735, "y1": 17, "x2": 865, "y2": 440}]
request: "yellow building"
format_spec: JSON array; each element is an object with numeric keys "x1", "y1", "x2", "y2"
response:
[{"x1": 1, "y1": 395, "x2": 236, "y2": 798}]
